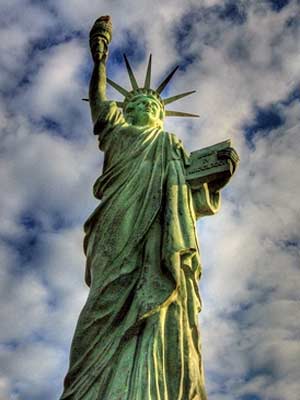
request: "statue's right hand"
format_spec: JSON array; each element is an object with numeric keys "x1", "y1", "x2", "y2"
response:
[{"x1": 90, "y1": 36, "x2": 109, "y2": 63}]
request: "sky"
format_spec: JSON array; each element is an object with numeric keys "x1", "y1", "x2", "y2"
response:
[{"x1": 0, "y1": 0, "x2": 299, "y2": 399}]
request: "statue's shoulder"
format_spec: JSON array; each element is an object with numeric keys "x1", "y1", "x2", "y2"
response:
[
  {"x1": 94, "y1": 101, "x2": 127, "y2": 136},
  {"x1": 164, "y1": 131, "x2": 185, "y2": 149}
]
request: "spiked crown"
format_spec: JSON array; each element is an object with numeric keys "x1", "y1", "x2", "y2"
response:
[{"x1": 84, "y1": 54, "x2": 199, "y2": 119}]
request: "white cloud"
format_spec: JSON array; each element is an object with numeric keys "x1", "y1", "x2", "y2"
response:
[
  {"x1": 18, "y1": 40, "x2": 88, "y2": 121},
  {"x1": 0, "y1": 342, "x2": 65, "y2": 399},
  {"x1": 0, "y1": 375, "x2": 12, "y2": 400},
  {"x1": 199, "y1": 94, "x2": 300, "y2": 397},
  {"x1": 0, "y1": 1, "x2": 56, "y2": 90},
  {"x1": 36, "y1": 228, "x2": 89, "y2": 344}
]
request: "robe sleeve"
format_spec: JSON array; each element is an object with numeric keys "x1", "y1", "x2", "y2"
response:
[
  {"x1": 171, "y1": 136, "x2": 221, "y2": 219},
  {"x1": 191, "y1": 183, "x2": 221, "y2": 219},
  {"x1": 93, "y1": 101, "x2": 126, "y2": 151}
]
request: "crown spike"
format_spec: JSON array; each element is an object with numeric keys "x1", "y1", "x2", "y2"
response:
[
  {"x1": 163, "y1": 90, "x2": 196, "y2": 105},
  {"x1": 165, "y1": 110, "x2": 200, "y2": 118},
  {"x1": 144, "y1": 54, "x2": 152, "y2": 89},
  {"x1": 156, "y1": 65, "x2": 179, "y2": 94},
  {"x1": 123, "y1": 54, "x2": 139, "y2": 90},
  {"x1": 107, "y1": 78, "x2": 129, "y2": 97}
]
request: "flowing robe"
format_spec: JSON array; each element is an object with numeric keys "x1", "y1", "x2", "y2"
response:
[{"x1": 60, "y1": 102, "x2": 220, "y2": 400}]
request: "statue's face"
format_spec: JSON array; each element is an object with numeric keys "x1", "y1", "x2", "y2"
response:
[{"x1": 124, "y1": 95, "x2": 164, "y2": 128}]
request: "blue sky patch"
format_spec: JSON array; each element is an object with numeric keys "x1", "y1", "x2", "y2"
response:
[
  {"x1": 4, "y1": 212, "x2": 44, "y2": 266},
  {"x1": 10, "y1": 233, "x2": 38, "y2": 266},
  {"x1": 109, "y1": 29, "x2": 146, "y2": 68},
  {"x1": 240, "y1": 395, "x2": 262, "y2": 400},
  {"x1": 31, "y1": 30, "x2": 84, "y2": 53},
  {"x1": 173, "y1": 3, "x2": 247, "y2": 70},
  {"x1": 218, "y1": 2, "x2": 247, "y2": 24},
  {"x1": 268, "y1": 0, "x2": 290, "y2": 12},
  {"x1": 283, "y1": 239, "x2": 299, "y2": 247},
  {"x1": 41, "y1": 117, "x2": 62, "y2": 133},
  {"x1": 245, "y1": 364, "x2": 275, "y2": 382},
  {"x1": 244, "y1": 104, "x2": 285, "y2": 147},
  {"x1": 228, "y1": 302, "x2": 252, "y2": 322},
  {"x1": 20, "y1": 212, "x2": 43, "y2": 231},
  {"x1": 282, "y1": 86, "x2": 300, "y2": 106},
  {"x1": 2, "y1": 340, "x2": 19, "y2": 350}
]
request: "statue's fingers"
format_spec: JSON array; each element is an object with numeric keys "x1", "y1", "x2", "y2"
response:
[
  {"x1": 231, "y1": 151, "x2": 240, "y2": 163},
  {"x1": 228, "y1": 149, "x2": 237, "y2": 158},
  {"x1": 217, "y1": 149, "x2": 229, "y2": 159},
  {"x1": 226, "y1": 148, "x2": 240, "y2": 162}
]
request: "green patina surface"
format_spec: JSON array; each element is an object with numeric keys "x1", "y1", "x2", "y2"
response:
[{"x1": 60, "y1": 16, "x2": 239, "y2": 400}]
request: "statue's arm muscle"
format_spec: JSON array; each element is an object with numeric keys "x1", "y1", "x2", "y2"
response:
[{"x1": 89, "y1": 61, "x2": 107, "y2": 124}]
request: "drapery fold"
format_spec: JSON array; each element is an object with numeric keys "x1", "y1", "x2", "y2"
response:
[{"x1": 60, "y1": 102, "x2": 220, "y2": 400}]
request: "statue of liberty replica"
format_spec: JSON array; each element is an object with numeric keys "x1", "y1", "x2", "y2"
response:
[{"x1": 60, "y1": 16, "x2": 239, "y2": 400}]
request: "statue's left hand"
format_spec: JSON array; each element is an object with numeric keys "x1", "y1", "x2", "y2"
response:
[
  {"x1": 217, "y1": 147, "x2": 240, "y2": 172},
  {"x1": 209, "y1": 147, "x2": 240, "y2": 192}
]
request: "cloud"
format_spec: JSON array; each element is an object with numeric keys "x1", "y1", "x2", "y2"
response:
[
  {"x1": 0, "y1": 1, "x2": 56, "y2": 91},
  {"x1": 199, "y1": 91, "x2": 300, "y2": 398},
  {"x1": 15, "y1": 40, "x2": 89, "y2": 130},
  {"x1": 0, "y1": 342, "x2": 65, "y2": 400}
]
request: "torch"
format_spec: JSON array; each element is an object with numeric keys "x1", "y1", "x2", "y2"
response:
[{"x1": 89, "y1": 15, "x2": 112, "y2": 63}]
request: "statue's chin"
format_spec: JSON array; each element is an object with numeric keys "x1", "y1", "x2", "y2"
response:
[
  {"x1": 132, "y1": 118, "x2": 162, "y2": 129},
  {"x1": 125, "y1": 113, "x2": 163, "y2": 128},
  {"x1": 133, "y1": 122, "x2": 162, "y2": 129}
]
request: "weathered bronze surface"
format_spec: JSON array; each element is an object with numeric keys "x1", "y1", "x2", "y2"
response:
[{"x1": 60, "y1": 16, "x2": 239, "y2": 400}]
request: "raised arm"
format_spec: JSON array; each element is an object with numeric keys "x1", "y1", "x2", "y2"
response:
[{"x1": 89, "y1": 16, "x2": 112, "y2": 124}]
